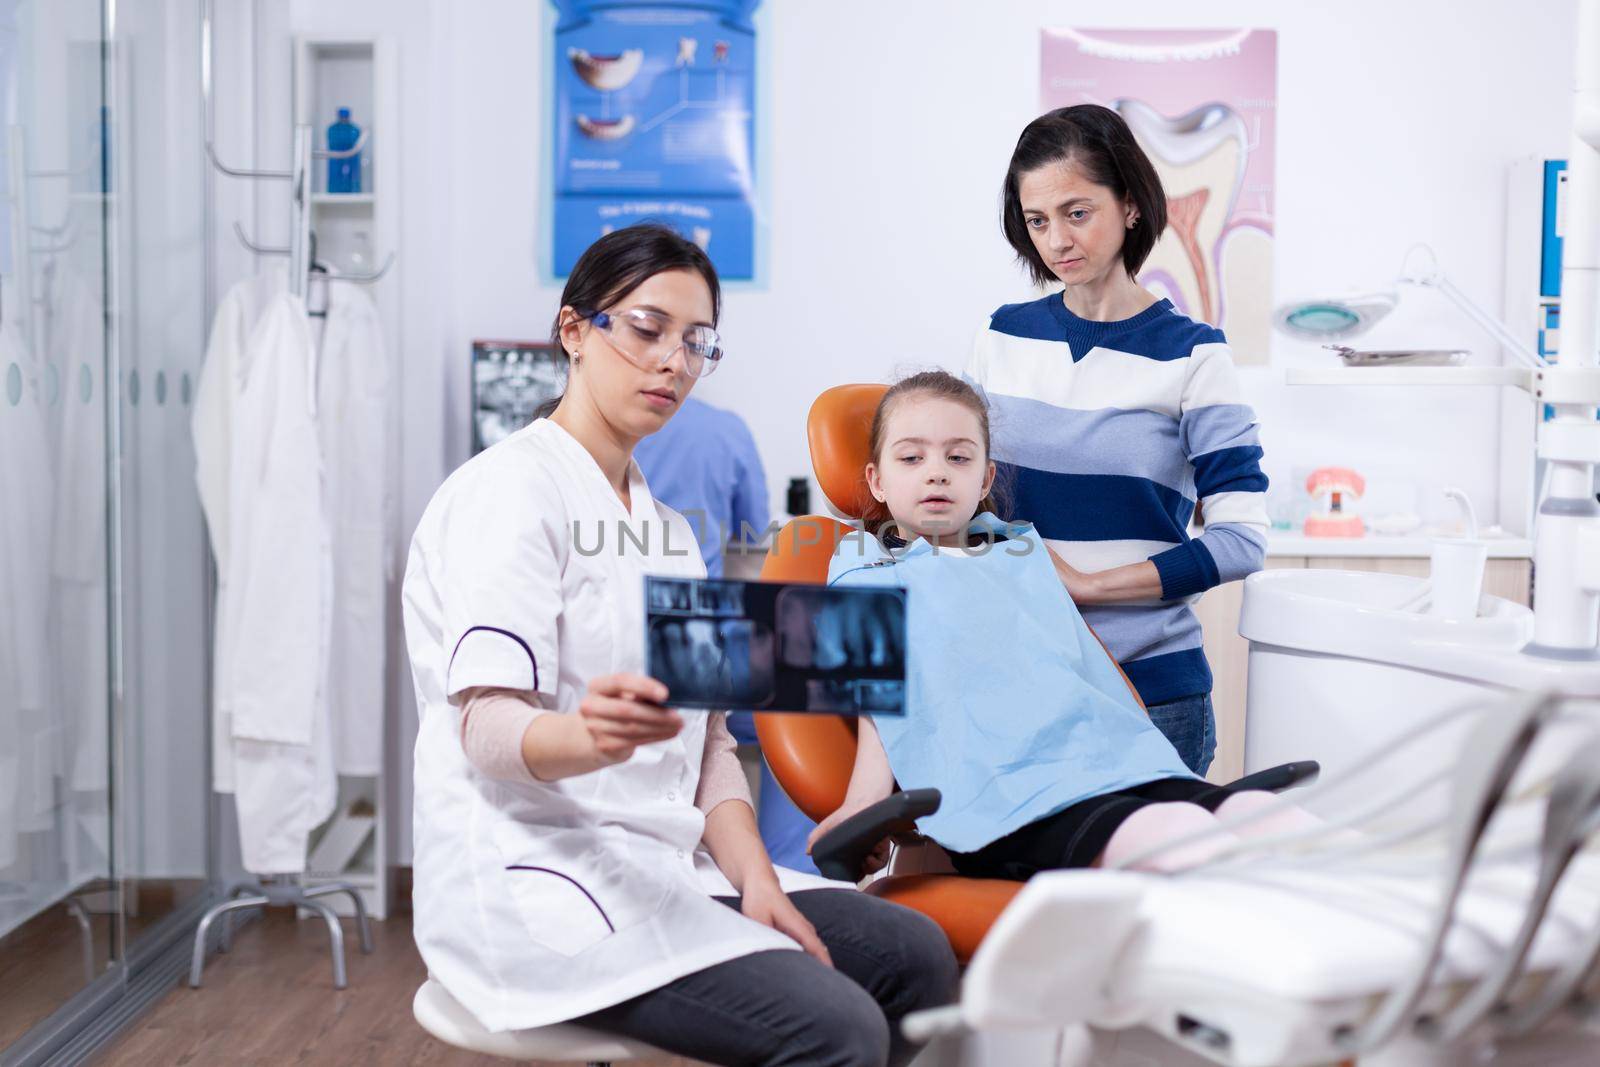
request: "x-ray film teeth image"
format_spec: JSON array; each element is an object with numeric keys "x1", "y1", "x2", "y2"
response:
[
  {"x1": 696, "y1": 581, "x2": 745, "y2": 616},
  {"x1": 470, "y1": 342, "x2": 567, "y2": 453},
  {"x1": 646, "y1": 577, "x2": 907, "y2": 713}
]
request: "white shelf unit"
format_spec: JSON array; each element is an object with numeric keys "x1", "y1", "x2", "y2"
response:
[
  {"x1": 292, "y1": 35, "x2": 401, "y2": 921},
  {"x1": 311, "y1": 192, "x2": 376, "y2": 206},
  {"x1": 1284, "y1": 366, "x2": 1535, "y2": 389},
  {"x1": 1283, "y1": 363, "x2": 1540, "y2": 544}
]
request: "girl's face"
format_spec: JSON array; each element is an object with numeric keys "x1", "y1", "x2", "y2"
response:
[
  {"x1": 1018, "y1": 158, "x2": 1137, "y2": 290},
  {"x1": 866, "y1": 395, "x2": 996, "y2": 546},
  {"x1": 558, "y1": 268, "x2": 714, "y2": 440}
]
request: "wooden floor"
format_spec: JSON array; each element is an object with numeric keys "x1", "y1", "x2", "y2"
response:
[
  {"x1": 1, "y1": 880, "x2": 199, "y2": 1051},
  {"x1": 0, "y1": 899, "x2": 113, "y2": 1050},
  {"x1": 94, "y1": 906, "x2": 708, "y2": 1067}
]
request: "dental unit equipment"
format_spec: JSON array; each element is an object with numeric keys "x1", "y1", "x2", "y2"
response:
[{"x1": 904, "y1": 691, "x2": 1600, "y2": 1066}]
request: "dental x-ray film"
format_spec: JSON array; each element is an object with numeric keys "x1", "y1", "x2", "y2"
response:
[{"x1": 645, "y1": 576, "x2": 907, "y2": 714}]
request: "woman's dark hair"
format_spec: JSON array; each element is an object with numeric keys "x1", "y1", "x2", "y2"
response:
[
  {"x1": 863, "y1": 370, "x2": 1008, "y2": 543},
  {"x1": 1001, "y1": 104, "x2": 1168, "y2": 287},
  {"x1": 535, "y1": 223, "x2": 721, "y2": 419}
]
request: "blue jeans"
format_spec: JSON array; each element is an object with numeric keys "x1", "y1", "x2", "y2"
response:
[{"x1": 1145, "y1": 692, "x2": 1217, "y2": 776}]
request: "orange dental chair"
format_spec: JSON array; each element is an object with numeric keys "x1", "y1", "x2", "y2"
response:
[{"x1": 754, "y1": 384, "x2": 1318, "y2": 964}]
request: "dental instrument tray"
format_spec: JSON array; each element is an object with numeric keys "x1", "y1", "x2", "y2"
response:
[
  {"x1": 645, "y1": 576, "x2": 908, "y2": 714},
  {"x1": 1324, "y1": 344, "x2": 1469, "y2": 367}
]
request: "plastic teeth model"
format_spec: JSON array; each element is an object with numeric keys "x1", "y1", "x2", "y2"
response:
[
  {"x1": 1304, "y1": 466, "x2": 1367, "y2": 538},
  {"x1": 568, "y1": 47, "x2": 644, "y2": 91}
]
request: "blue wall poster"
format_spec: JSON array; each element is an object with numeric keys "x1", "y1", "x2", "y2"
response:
[{"x1": 551, "y1": 1, "x2": 760, "y2": 280}]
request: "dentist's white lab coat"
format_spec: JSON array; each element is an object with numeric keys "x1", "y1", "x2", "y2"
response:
[{"x1": 402, "y1": 418, "x2": 837, "y2": 1033}]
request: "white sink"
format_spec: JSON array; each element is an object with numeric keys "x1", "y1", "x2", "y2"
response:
[
  {"x1": 1238, "y1": 569, "x2": 1533, "y2": 664},
  {"x1": 1239, "y1": 569, "x2": 1600, "y2": 819}
]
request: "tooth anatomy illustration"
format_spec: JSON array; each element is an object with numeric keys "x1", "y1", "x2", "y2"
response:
[
  {"x1": 713, "y1": 40, "x2": 730, "y2": 63},
  {"x1": 576, "y1": 115, "x2": 636, "y2": 140},
  {"x1": 691, "y1": 226, "x2": 711, "y2": 250},
  {"x1": 676, "y1": 37, "x2": 698, "y2": 67},
  {"x1": 1165, "y1": 188, "x2": 1213, "y2": 320},
  {"x1": 569, "y1": 48, "x2": 644, "y2": 91},
  {"x1": 1114, "y1": 98, "x2": 1251, "y2": 329}
]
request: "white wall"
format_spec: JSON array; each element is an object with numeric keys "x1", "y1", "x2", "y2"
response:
[
  {"x1": 260, "y1": 0, "x2": 1579, "y2": 861},
  {"x1": 429, "y1": 0, "x2": 1576, "y2": 532}
]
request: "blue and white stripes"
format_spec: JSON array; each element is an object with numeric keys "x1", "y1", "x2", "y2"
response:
[{"x1": 963, "y1": 294, "x2": 1269, "y2": 705}]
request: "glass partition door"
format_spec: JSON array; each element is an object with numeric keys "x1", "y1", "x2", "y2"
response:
[
  {"x1": 0, "y1": 0, "x2": 116, "y2": 1047},
  {"x1": 1, "y1": 0, "x2": 213, "y2": 1054}
]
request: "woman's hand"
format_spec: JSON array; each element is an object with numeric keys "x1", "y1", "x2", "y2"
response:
[
  {"x1": 740, "y1": 879, "x2": 832, "y2": 967},
  {"x1": 1046, "y1": 547, "x2": 1164, "y2": 604},
  {"x1": 805, "y1": 800, "x2": 865, "y2": 854},
  {"x1": 1047, "y1": 547, "x2": 1102, "y2": 602},
  {"x1": 578, "y1": 672, "x2": 681, "y2": 766}
]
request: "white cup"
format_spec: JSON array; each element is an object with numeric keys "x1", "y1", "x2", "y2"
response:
[{"x1": 1428, "y1": 537, "x2": 1488, "y2": 621}]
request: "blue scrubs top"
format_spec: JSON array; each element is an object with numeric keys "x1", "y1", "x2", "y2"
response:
[
  {"x1": 634, "y1": 397, "x2": 769, "y2": 580},
  {"x1": 827, "y1": 513, "x2": 1195, "y2": 854}
]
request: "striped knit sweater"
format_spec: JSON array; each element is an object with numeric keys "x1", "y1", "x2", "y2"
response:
[{"x1": 963, "y1": 294, "x2": 1269, "y2": 705}]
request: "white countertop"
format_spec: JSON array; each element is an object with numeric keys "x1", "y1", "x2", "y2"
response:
[{"x1": 1265, "y1": 533, "x2": 1534, "y2": 559}]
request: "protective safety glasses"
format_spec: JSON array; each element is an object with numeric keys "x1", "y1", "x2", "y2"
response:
[{"x1": 585, "y1": 306, "x2": 724, "y2": 379}]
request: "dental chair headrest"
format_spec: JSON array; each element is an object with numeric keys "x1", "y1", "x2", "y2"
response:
[{"x1": 807, "y1": 384, "x2": 888, "y2": 521}]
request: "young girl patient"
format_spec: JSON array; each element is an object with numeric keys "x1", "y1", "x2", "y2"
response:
[{"x1": 807, "y1": 371, "x2": 1316, "y2": 879}]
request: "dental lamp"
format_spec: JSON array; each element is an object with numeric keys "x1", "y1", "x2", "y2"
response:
[{"x1": 1274, "y1": 245, "x2": 1545, "y2": 370}]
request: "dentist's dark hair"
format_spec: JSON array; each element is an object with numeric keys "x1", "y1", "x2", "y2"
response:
[
  {"x1": 1001, "y1": 104, "x2": 1168, "y2": 287},
  {"x1": 534, "y1": 223, "x2": 721, "y2": 420}
]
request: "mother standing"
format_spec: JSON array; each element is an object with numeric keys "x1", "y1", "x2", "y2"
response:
[
  {"x1": 964, "y1": 105, "x2": 1270, "y2": 774},
  {"x1": 403, "y1": 224, "x2": 955, "y2": 1067}
]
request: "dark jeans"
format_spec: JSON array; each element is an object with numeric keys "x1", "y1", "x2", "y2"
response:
[
  {"x1": 948, "y1": 776, "x2": 1236, "y2": 878},
  {"x1": 1146, "y1": 691, "x2": 1217, "y2": 776},
  {"x1": 577, "y1": 888, "x2": 958, "y2": 1067}
]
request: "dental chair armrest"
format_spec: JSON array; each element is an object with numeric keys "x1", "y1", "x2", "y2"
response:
[
  {"x1": 1227, "y1": 760, "x2": 1321, "y2": 794},
  {"x1": 812, "y1": 788, "x2": 942, "y2": 882}
]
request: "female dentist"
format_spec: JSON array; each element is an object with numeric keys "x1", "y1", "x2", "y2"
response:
[{"x1": 403, "y1": 224, "x2": 956, "y2": 1067}]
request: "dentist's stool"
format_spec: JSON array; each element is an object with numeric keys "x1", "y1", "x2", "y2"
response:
[{"x1": 413, "y1": 978, "x2": 667, "y2": 1065}]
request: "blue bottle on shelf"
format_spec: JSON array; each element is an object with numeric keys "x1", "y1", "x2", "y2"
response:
[{"x1": 326, "y1": 107, "x2": 362, "y2": 194}]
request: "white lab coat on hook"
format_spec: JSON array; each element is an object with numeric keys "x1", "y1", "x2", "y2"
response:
[
  {"x1": 317, "y1": 279, "x2": 390, "y2": 778},
  {"x1": 195, "y1": 273, "x2": 336, "y2": 874},
  {"x1": 0, "y1": 317, "x2": 56, "y2": 874},
  {"x1": 194, "y1": 266, "x2": 287, "y2": 794},
  {"x1": 45, "y1": 268, "x2": 113, "y2": 876}
]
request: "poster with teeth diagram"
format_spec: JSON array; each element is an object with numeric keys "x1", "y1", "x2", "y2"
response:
[
  {"x1": 1041, "y1": 29, "x2": 1276, "y2": 365},
  {"x1": 552, "y1": 0, "x2": 759, "y2": 280}
]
